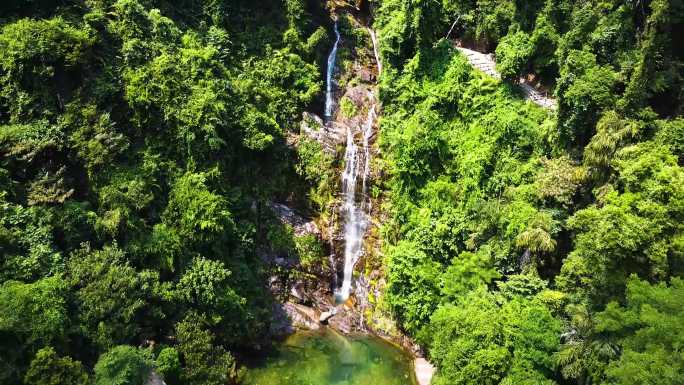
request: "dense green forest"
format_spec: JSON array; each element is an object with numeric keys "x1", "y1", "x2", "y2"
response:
[
  {"x1": 0, "y1": 0, "x2": 331, "y2": 384},
  {"x1": 374, "y1": 0, "x2": 683, "y2": 384},
  {"x1": 1, "y1": 0, "x2": 683, "y2": 384}
]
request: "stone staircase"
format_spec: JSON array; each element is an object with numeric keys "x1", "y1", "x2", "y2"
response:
[{"x1": 455, "y1": 46, "x2": 557, "y2": 110}]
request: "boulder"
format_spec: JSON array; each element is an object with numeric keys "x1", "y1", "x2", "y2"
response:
[
  {"x1": 414, "y1": 358, "x2": 435, "y2": 385},
  {"x1": 319, "y1": 308, "x2": 337, "y2": 324},
  {"x1": 300, "y1": 112, "x2": 345, "y2": 154},
  {"x1": 268, "y1": 202, "x2": 320, "y2": 237}
]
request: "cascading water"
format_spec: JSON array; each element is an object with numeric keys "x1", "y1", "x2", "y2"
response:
[
  {"x1": 334, "y1": 93, "x2": 376, "y2": 304},
  {"x1": 323, "y1": 16, "x2": 377, "y2": 304},
  {"x1": 368, "y1": 28, "x2": 382, "y2": 77},
  {"x1": 334, "y1": 126, "x2": 365, "y2": 303},
  {"x1": 325, "y1": 21, "x2": 341, "y2": 119}
]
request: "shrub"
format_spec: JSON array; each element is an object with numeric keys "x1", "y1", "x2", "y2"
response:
[{"x1": 495, "y1": 31, "x2": 533, "y2": 81}]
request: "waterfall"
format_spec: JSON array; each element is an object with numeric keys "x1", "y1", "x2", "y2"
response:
[
  {"x1": 325, "y1": 21, "x2": 341, "y2": 119},
  {"x1": 323, "y1": 16, "x2": 378, "y2": 305},
  {"x1": 368, "y1": 28, "x2": 382, "y2": 77},
  {"x1": 334, "y1": 93, "x2": 376, "y2": 304}
]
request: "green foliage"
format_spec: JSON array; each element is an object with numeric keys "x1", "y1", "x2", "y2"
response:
[
  {"x1": 374, "y1": 0, "x2": 684, "y2": 383},
  {"x1": 495, "y1": 31, "x2": 533, "y2": 81},
  {"x1": 0, "y1": 276, "x2": 70, "y2": 384},
  {"x1": 654, "y1": 117, "x2": 684, "y2": 159},
  {"x1": 24, "y1": 347, "x2": 89, "y2": 385},
  {"x1": 67, "y1": 244, "x2": 161, "y2": 349},
  {"x1": 93, "y1": 345, "x2": 153, "y2": 385},
  {"x1": 557, "y1": 49, "x2": 617, "y2": 147},
  {"x1": 423, "y1": 290, "x2": 561, "y2": 385},
  {"x1": 0, "y1": 17, "x2": 94, "y2": 121},
  {"x1": 0, "y1": 0, "x2": 327, "y2": 382},
  {"x1": 558, "y1": 141, "x2": 683, "y2": 302},
  {"x1": 385, "y1": 240, "x2": 442, "y2": 335},
  {"x1": 175, "y1": 256, "x2": 253, "y2": 343},
  {"x1": 155, "y1": 347, "x2": 181, "y2": 385},
  {"x1": 620, "y1": 0, "x2": 683, "y2": 112},
  {"x1": 295, "y1": 136, "x2": 335, "y2": 209},
  {"x1": 294, "y1": 234, "x2": 326, "y2": 269},
  {"x1": 162, "y1": 171, "x2": 233, "y2": 246},
  {"x1": 0, "y1": 203, "x2": 63, "y2": 282},
  {"x1": 0, "y1": 276, "x2": 68, "y2": 344},
  {"x1": 441, "y1": 248, "x2": 501, "y2": 301},
  {"x1": 534, "y1": 156, "x2": 586, "y2": 207},
  {"x1": 597, "y1": 276, "x2": 684, "y2": 385},
  {"x1": 175, "y1": 313, "x2": 237, "y2": 385},
  {"x1": 339, "y1": 97, "x2": 358, "y2": 118},
  {"x1": 64, "y1": 103, "x2": 129, "y2": 176},
  {"x1": 0, "y1": 0, "x2": 682, "y2": 383}
]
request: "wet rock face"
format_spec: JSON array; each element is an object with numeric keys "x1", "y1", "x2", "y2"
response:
[
  {"x1": 300, "y1": 112, "x2": 345, "y2": 154},
  {"x1": 358, "y1": 67, "x2": 375, "y2": 83},
  {"x1": 268, "y1": 202, "x2": 320, "y2": 237}
]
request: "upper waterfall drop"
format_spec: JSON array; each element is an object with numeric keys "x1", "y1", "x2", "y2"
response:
[
  {"x1": 368, "y1": 28, "x2": 382, "y2": 77},
  {"x1": 325, "y1": 20, "x2": 341, "y2": 119}
]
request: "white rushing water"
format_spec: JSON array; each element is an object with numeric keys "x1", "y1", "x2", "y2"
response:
[
  {"x1": 325, "y1": 21, "x2": 341, "y2": 119},
  {"x1": 368, "y1": 28, "x2": 382, "y2": 77},
  {"x1": 323, "y1": 18, "x2": 377, "y2": 304},
  {"x1": 334, "y1": 93, "x2": 376, "y2": 304}
]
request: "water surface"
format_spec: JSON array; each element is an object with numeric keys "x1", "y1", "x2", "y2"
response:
[{"x1": 243, "y1": 330, "x2": 416, "y2": 385}]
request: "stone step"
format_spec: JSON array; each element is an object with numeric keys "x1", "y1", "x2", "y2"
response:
[{"x1": 455, "y1": 46, "x2": 556, "y2": 109}]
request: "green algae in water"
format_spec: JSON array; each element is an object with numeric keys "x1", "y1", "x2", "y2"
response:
[{"x1": 243, "y1": 330, "x2": 416, "y2": 385}]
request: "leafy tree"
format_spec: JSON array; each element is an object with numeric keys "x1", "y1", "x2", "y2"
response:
[
  {"x1": 93, "y1": 345, "x2": 153, "y2": 385},
  {"x1": 385, "y1": 240, "x2": 442, "y2": 335},
  {"x1": 0, "y1": 277, "x2": 69, "y2": 384},
  {"x1": 0, "y1": 17, "x2": 94, "y2": 121},
  {"x1": 155, "y1": 347, "x2": 181, "y2": 385},
  {"x1": 295, "y1": 135, "x2": 335, "y2": 210},
  {"x1": 556, "y1": 49, "x2": 617, "y2": 147},
  {"x1": 0, "y1": 276, "x2": 68, "y2": 345},
  {"x1": 67, "y1": 244, "x2": 162, "y2": 349},
  {"x1": 162, "y1": 171, "x2": 234, "y2": 248},
  {"x1": 441, "y1": 248, "x2": 501, "y2": 300},
  {"x1": 0, "y1": 204, "x2": 63, "y2": 282},
  {"x1": 534, "y1": 156, "x2": 586, "y2": 207},
  {"x1": 597, "y1": 276, "x2": 684, "y2": 385},
  {"x1": 556, "y1": 303, "x2": 617, "y2": 384},
  {"x1": 495, "y1": 31, "x2": 533, "y2": 81},
  {"x1": 558, "y1": 142, "x2": 683, "y2": 303},
  {"x1": 0, "y1": 0, "x2": 325, "y2": 382},
  {"x1": 423, "y1": 289, "x2": 561, "y2": 385},
  {"x1": 374, "y1": 1, "x2": 684, "y2": 384},
  {"x1": 175, "y1": 313, "x2": 237, "y2": 385},
  {"x1": 582, "y1": 111, "x2": 642, "y2": 179},
  {"x1": 24, "y1": 347, "x2": 89, "y2": 385},
  {"x1": 175, "y1": 256, "x2": 253, "y2": 344}
]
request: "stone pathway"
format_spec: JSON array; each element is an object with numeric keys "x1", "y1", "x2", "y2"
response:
[
  {"x1": 456, "y1": 46, "x2": 500, "y2": 79},
  {"x1": 455, "y1": 46, "x2": 557, "y2": 110}
]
